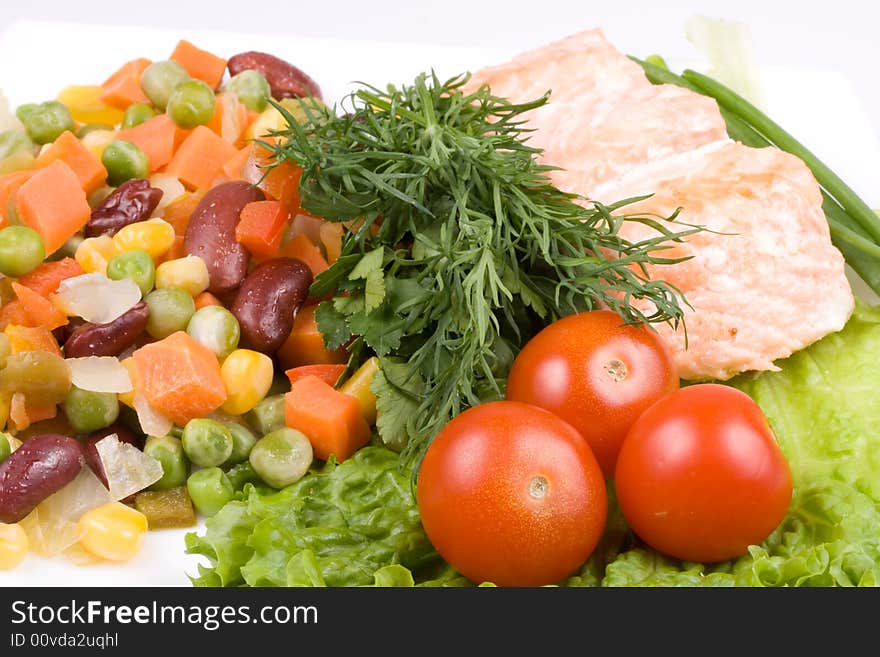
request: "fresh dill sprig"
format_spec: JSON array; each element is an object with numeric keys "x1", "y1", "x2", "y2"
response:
[{"x1": 264, "y1": 71, "x2": 698, "y2": 471}]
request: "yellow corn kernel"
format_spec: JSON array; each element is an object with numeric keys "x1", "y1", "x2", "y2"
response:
[
  {"x1": 113, "y1": 218, "x2": 175, "y2": 260},
  {"x1": 80, "y1": 128, "x2": 117, "y2": 161},
  {"x1": 75, "y1": 235, "x2": 119, "y2": 275},
  {"x1": 56, "y1": 85, "x2": 125, "y2": 126},
  {"x1": 155, "y1": 256, "x2": 209, "y2": 297},
  {"x1": 338, "y1": 356, "x2": 379, "y2": 426},
  {"x1": 220, "y1": 349, "x2": 273, "y2": 415},
  {"x1": 77, "y1": 502, "x2": 148, "y2": 562},
  {"x1": 118, "y1": 357, "x2": 138, "y2": 408},
  {"x1": 0, "y1": 523, "x2": 29, "y2": 570}
]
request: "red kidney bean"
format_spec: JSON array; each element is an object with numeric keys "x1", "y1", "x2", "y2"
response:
[
  {"x1": 185, "y1": 181, "x2": 265, "y2": 295},
  {"x1": 84, "y1": 424, "x2": 144, "y2": 490},
  {"x1": 86, "y1": 179, "x2": 164, "y2": 238},
  {"x1": 228, "y1": 51, "x2": 322, "y2": 100},
  {"x1": 63, "y1": 301, "x2": 149, "y2": 358},
  {"x1": 231, "y1": 257, "x2": 313, "y2": 354},
  {"x1": 0, "y1": 434, "x2": 84, "y2": 523}
]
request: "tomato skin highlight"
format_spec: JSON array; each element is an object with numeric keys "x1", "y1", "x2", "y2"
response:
[
  {"x1": 505, "y1": 310, "x2": 678, "y2": 477},
  {"x1": 614, "y1": 384, "x2": 793, "y2": 563},
  {"x1": 416, "y1": 401, "x2": 607, "y2": 586}
]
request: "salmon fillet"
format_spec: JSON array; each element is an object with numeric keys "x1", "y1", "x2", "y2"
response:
[{"x1": 470, "y1": 29, "x2": 855, "y2": 380}]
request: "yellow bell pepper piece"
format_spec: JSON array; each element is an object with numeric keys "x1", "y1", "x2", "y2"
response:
[{"x1": 56, "y1": 85, "x2": 125, "y2": 127}]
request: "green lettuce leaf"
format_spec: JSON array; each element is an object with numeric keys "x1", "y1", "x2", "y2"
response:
[
  {"x1": 186, "y1": 446, "x2": 441, "y2": 587},
  {"x1": 596, "y1": 301, "x2": 880, "y2": 586}
]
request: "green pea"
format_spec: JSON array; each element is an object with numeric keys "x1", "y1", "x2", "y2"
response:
[
  {"x1": 76, "y1": 123, "x2": 114, "y2": 138},
  {"x1": 140, "y1": 60, "x2": 190, "y2": 111},
  {"x1": 186, "y1": 467, "x2": 234, "y2": 517},
  {"x1": 244, "y1": 394, "x2": 287, "y2": 436},
  {"x1": 186, "y1": 306, "x2": 240, "y2": 359},
  {"x1": 224, "y1": 461, "x2": 263, "y2": 491},
  {"x1": 0, "y1": 130, "x2": 34, "y2": 160},
  {"x1": 249, "y1": 428, "x2": 313, "y2": 489},
  {"x1": 166, "y1": 80, "x2": 216, "y2": 130},
  {"x1": 16, "y1": 101, "x2": 74, "y2": 144},
  {"x1": 224, "y1": 422, "x2": 257, "y2": 465},
  {"x1": 122, "y1": 102, "x2": 157, "y2": 129},
  {"x1": 145, "y1": 286, "x2": 195, "y2": 339},
  {"x1": 102, "y1": 139, "x2": 149, "y2": 186},
  {"x1": 144, "y1": 435, "x2": 189, "y2": 491},
  {"x1": 62, "y1": 386, "x2": 119, "y2": 434},
  {"x1": 0, "y1": 226, "x2": 45, "y2": 277},
  {"x1": 107, "y1": 249, "x2": 155, "y2": 296},
  {"x1": 225, "y1": 70, "x2": 271, "y2": 112},
  {"x1": 181, "y1": 419, "x2": 233, "y2": 467},
  {"x1": 0, "y1": 432, "x2": 10, "y2": 464}
]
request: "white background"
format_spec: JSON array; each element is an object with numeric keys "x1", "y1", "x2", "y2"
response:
[{"x1": 0, "y1": 0, "x2": 878, "y2": 136}]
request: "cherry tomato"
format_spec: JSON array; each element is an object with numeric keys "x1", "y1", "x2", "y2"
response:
[
  {"x1": 416, "y1": 401, "x2": 607, "y2": 586},
  {"x1": 614, "y1": 384, "x2": 792, "y2": 563},
  {"x1": 506, "y1": 310, "x2": 678, "y2": 476}
]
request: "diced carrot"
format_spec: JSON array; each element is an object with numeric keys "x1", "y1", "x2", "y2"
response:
[
  {"x1": 259, "y1": 160, "x2": 302, "y2": 207},
  {"x1": 34, "y1": 131, "x2": 107, "y2": 193},
  {"x1": 319, "y1": 222, "x2": 343, "y2": 264},
  {"x1": 170, "y1": 40, "x2": 227, "y2": 90},
  {"x1": 277, "y1": 304, "x2": 348, "y2": 369},
  {"x1": 221, "y1": 145, "x2": 252, "y2": 181},
  {"x1": 116, "y1": 114, "x2": 188, "y2": 172},
  {"x1": 0, "y1": 170, "x2": 37, "y2": 228},
  {"x1": 163, "y1": 126, "x2": 238, "y2": 191},
  {"x1": 16, "y1": 258, "x2": 84, "y2": 296},
  {"x1": 4, "y1": 324, "x2": 62, "y2": 356},
  {"x1": 235, "y1": 200, "x2": 287, "y2": 260},
  {"x1": 16, "y1": 161, "x2": 91, "y2": 254},
  {"x1": 285, "y1": 364, "x2": 347, "y2": 388},
  {"x1": 278, "y1": 233, "x2": 328, "y2": 277},
  {"x1": 0, "y1": 302, "x2": 29, "y2": 331},
  {"x1": 162, "y1": 189, "x2": 205, "y2": 235},
  {"x1": 284, "y1": 375, "x2": 371, "y2": 462},
  {"x1": 100, "y1": 58, "x2": 152, "y2": 110},
  {"x1": 207, "y1": 93, "x2": 249, "y2": 145},
  {"x1": 9, "y1": 393, "x2": 57, "y2": 433},
  {"x1": 193, "y1": 291, "x2": 223, "y2": 310},
  {"x1": 10, "y1": 282, "x2": 67, "y2": 330},
  {"x1": 132, "y1": 331, "x2": 226, "y2": 425}
]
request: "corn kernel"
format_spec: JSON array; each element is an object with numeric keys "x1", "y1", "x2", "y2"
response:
[
  {"x1": 77, "y1": 502, "x2": 148, "y2": 562},
  {"x1": 220, "y1": 349, "x2": 273, "y2": 415},
  {"x1": 0, "y1": 523, "x2": 29, "y2": 570},
  {"x1": 75, "y1": 235, "x2": 119, "y2": 275},
  {"x1": 155, "y1": 256, "x2": 209, "y2": 297},
  {"x1": 80, "y1": 129, "x2": 117, "y2": 161},
  {"x1": 56, "y1": 85, "x2": 125, "y2": 126},
  {"x1": 118, "y1": 357, "x2": 138, "y2": 408},
  {"x1": 113, "y1": 218, "x2": 175, "y2": 260}
]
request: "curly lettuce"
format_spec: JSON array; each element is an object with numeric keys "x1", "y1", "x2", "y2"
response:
[{"x1": 186, "y1": 447, "x2": 442, "y2": 586}]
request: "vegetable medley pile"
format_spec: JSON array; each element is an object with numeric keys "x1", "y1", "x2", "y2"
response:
[{"x1": 1, "y1": 37, "x2": 879, "y2": 588}]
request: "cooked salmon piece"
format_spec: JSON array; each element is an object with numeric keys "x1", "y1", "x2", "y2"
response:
[
  {"x1": 471, "y1": 29, "x2": 855, "y2": 380},
  {"x1": 469, "y1": 29, "x2": 729, "y2": 191},
  {"x1": 591, "y1": 141, "x2": 854, "y2": 380}
]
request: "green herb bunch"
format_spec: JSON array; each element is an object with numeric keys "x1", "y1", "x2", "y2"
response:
[{"x1": 265, "y1": 72, "x2": 696, "y2": 471}]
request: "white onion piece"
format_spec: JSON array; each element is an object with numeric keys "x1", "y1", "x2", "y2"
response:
[
  {"x1": 149, "y1": 173, "x2": 186, "y2": 215},
  {"x1": 66, "y1": 356, "x2": 133, "y2": 393},
  {"x1": 20, "y1": 468, "x2": 113, "y2": 557},
  {"x1": 133, "y1": 392, "x2": 173, "y2": 438},
  {"x1": 96, "y1": 434, "x2": 163, "y2": 500},
  {"x1": 55, "y1": 273, "x2": 141, "y2": 324}
]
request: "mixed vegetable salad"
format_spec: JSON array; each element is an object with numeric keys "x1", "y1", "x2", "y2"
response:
[{"x1": 0, "y1": 35, "x2": 877, "y2": 588}]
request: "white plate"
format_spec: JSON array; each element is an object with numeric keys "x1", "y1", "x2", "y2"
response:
[{"x1": 0, "y1": 20, "x2": 878, "y2": 587}]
